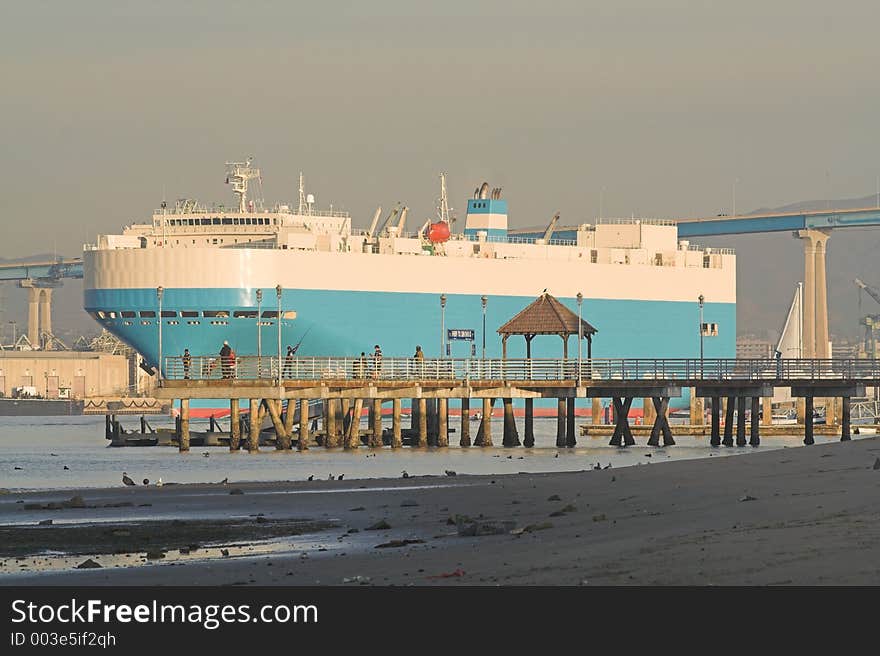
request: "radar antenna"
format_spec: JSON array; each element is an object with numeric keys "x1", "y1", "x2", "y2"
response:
[{"x1": 225, "y1": 157, "x2": 261, "y2": 212}]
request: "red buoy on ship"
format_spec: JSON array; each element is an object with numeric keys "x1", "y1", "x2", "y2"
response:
[{"x1": 426, "y1": 220, "x2": 451, "y2": 243}]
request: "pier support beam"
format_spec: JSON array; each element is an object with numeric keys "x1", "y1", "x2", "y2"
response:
[
  {"x1": 426, "y1": 399, "x2": 438, "y2": 446},
  {"x1": 566, "y1": 398, "x2": 576, "y2": 447},
  {"x1": 750, "y1": 397, "x2": 760, "y2": 446},
  {"x1": 283, "y1": 399, "x2": 295, "y2": 437},
  {"x1": 689, "y1": 389, "x2": 704, "y2": 425},
  {"x1": 841, "y1": 396, "x2": 851, "y2": 441},
  {"x1": 460, "y1": 398, "x2": 471, "y2": 447},
  {"x1": 762, "y1": 397, "x2": 773, "y2": 427},
  {"x1": 391, "y1": 399, "x2": 402, "y2": 448},
  {"x1": 230, "y1": 398, "x2": 241, "y2": 451},
  {"x1": 475, "y1": 397, "x2": 494, "y2": 447},
  {"x1": 248, "y1": 399, "x2": 260, "y2": 453},
  {"x1": 722, "y1": 396, "x2": 735, "y2": 447},
  {"x1": 502, "y1": 397, "x2": 520, "y2": 447},
  {"x1": 609, "y1": 397, "x2": 635, "y2": 447},
  {"x1": 646, "y1": 397, "x2": 674, "y2": 447},
  {"x1": 592, "y1": 398, "x2": 602, "y2": 426},
  {"x1": 325, "y1": 399, "x2": 340, "y2": 448},
  {"x1": 736, "y1": 396, "x2": 747, "y2": 447},
  {"x1": 298, "y1": 399, "x2": 310, "y2": 451},
  {"x1": 523, "y1": 398, "x2": 534, "y2": 447},
  {"x1": 643, "y1": 397, "x2": 655, "y2": 427},
  {"x1": 556, "y1": 398, "x2": 566, "y2": 447},
  {"x1": 437, "y1": 398, "x2": 449, "y2": 447},
  {"x1": 710, "y1": 397, "x2": 721, "y2": 446},
  {"x1": 179, "y1": 399, "x2": 190, "y2": 453},
  {"x1": 370, "y1": 398, "x2": 383, "y2": 447},
  {"x1": 345, "y1": 398, "x2": 363, "y2": 449},
  {"x1": 417, "y1": 398, "x2": 428, "y2": 447},
  {"x1": 804, "y1": 395, "x2": 814, "y2": 445},
  {"x1": 268, "y1": 400, "x2": 291, "y2": 450}
]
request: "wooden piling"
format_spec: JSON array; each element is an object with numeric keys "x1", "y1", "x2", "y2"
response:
[
  {"x1": 736, "y1": 396, "x2": 747, "y2": 447},
  {"x1": 283, "y1": 399, "x2": 295, "y2": 436},
  {"x1": 248, "y1": 398, "x2": 260, "y2": 453},
  {"x1": 841, "y1": 396, "x2": 851, "y2": 441},
  {"x1": 591, "y1": 398, "x2": 602, "y2": 425},
  {"x1": 689, "y1": 389, "x2": 704, "y2": 425},
  {"x1": 722, "y1": 395, "x2": 735, "y2": 447},
  {"x1": 370, "y1": 398, "x2": 383, "y2": 447},
  {"x1": 391, "y1": 398, "x2": 402, "y2": 448},
  {"x1": 804, "y1": 395, "x2": 815, "y2": 445},
  {"x1": 426, "y1": 399, "x2": 438, "y2": 445},
  {"x1": 475, "y1": 397, "x2": 494, "y2": 447},
  {"x1": 502, "y1": 397, "x2": 520, "y2": 447},
  {"x1": 179, "y1": 398, "x2": 190, "y2": 453},
  {"x1": 326, "y1": 398, "x2": 340, "y2": 448},
  {"x1": 523, "y1": 398, "x2": 534, "y2": 447},
  {"x1": 230, "y1": 398, "x2": 241, "y2": 451},
  {"x1": 565, "y1": 397, "x2": 576, "y2": 447},
  {"x1": 298, "y1": 398, "x2": 310, "y2": 451},
  {"x1": 268, "y1": 399, "x2": 291, "y2": 450},
  {"x1": 460, "y1": 398, "x2": 471, "y2": 447},
  {"x1": 643, "y1": 397, "x2": 655, "y2": 426},
  {"x1": 710, "y1": 396, "x2": 721, "y2": 446},
  {"x1": 750, "y1": 396, "x2": 760, "y2": 446},
  {"x1": 437, "y1": 398, "x2": 449, "y2": 447},
  {"x1": 417, "y1": 398, "x2": 428, "y2": 447},
  {"x1": 345, "y1": 398, "x2": 363, "y2": 449},
  {"x1": 556, "y1": 398, "x2": 566, "y2": 447}
]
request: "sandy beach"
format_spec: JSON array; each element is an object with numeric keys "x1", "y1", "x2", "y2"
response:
[{"x1": 2, "y1": 436, "x2": 880, "y2": 586}]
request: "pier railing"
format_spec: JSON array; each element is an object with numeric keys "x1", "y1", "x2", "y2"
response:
[{"x1": 161, "y1": 356, "x2": 880, "y2": 383}]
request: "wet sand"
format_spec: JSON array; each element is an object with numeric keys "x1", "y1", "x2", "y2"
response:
[{"x1": 2, "y1": 436, "x2": 880, "y2": 585}]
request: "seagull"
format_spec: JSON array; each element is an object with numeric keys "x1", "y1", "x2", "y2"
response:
[
  {"x1": 402, "y1": 470, "x2": 410, "y2": 479},
  {"x1": 338, "y1": 474, "x2": 344, "y2": 481},
  {"x1": 13, "y1": 466, "x2": 22, "y2": 470},
  {"x1": 63, "y1": 466, "x2": 70, "y2": 471},
  {"x1": 603, "y1": 463, "x2": 612, "y2": 470},
  {"x1": 122, "y1": 472, "x2": 136, "y2": 486},
  {"x1": 328, "y1": 474, "x2": 334, "y2": 480},
  {"x1": 445, "y1": 470, "x2": 457, "y2": 476},
  {"x1": 307, "y1": 475, "x2": 314, "y2": 481},
  {"x1": 594, "y1": 463, "x2": 602, "y2": 470},
  {"x1": 50, "y1": 453, "x2": 59, "y2": 457},
  {"x1": 142, "y1": 478, "x2": 150, "y2": 485},
  {"x1": 219, "y1": 477, "x2": 228, "y2": 485},
  {"x1": 221, "y1": 548, "x2": 230, "y2": 557},
  {"x1": 203, "y1": 452, "x2": 210, "y2": 458}
]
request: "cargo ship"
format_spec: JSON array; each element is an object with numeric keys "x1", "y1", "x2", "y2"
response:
[{"x1": 83, "y1": 159, "x2": 736, "y2": 416}]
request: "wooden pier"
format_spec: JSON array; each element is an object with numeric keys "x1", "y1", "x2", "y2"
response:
[{"x1": 152, "y1": 356, "x2": 880, "y2": 453}]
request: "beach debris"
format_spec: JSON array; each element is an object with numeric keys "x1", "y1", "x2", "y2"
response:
[
  {"x1": 445, "y1": 470, "x2": 457, "y2": 476},
  {"x1": 611, "y1": 476, "x2": 616, "y2": 482},
  {"x1": 550, "y1": 504, "x2": 577, "y2": 517},
  {"x1": 66, "y1": 495, "x2": 86, "y2": 508},
  {"x1": 644, "y1": 454, "x2": 652, "y2": 458},
  {"x1": 255, "y1": 516, "x2": 268, "y2": 524},
  {"x1": 366, "y1": 519, "x2": 392, "y2": 531},
  {"x1": 156, "y1": 478, "x2": 163, "y2": 487},
  {"x1": 229, "y1": 488, "x2": 244, "y2": 495},
  {"x1": 873, "y1": 457, "x2": 880, "y2": 471},
  {"x1": 347, "y1": 528, "x2": 360, "y2": 534},
  {"x1": 456, "y1": 517, "x2": 516, "y2": 537},
  {"x1": 375, "y1": 539, "x2": 425, "y2": 549},
  {"x1": 402, "y1": 470, "x2": 410, "y2": 479},
  {"x1": 547, "y1": 494, "x2": 562, "y2": 501},
  {"x1": 122, "y1": 472, "x2": 136, "y2": 486},
  {"x1": 14, "y1": 466, "x2": 22, "y2": 470},
  {"x1": 426, "y1": 568, "x2": 465, "y2": 579},
  {"x1": 348, "y1": 506, "x2": 366, "y2": 512},
  {"x1": 522, "y1": 522, "x2": 553, "y2": 533},
  {"x1": 38, "y1": 519, "x2": 53, "y2": 526},
  {"x1": 342, "y1": 575, "x2": 372, "y2": 584},
  {"x1": 603, "y1": 464, "x2": 612, "y2": 469},
  {"x1": 738, "y1": 495, "x2": 758, "y2": 502},
  {"x1": 592, "y1": 513, "x2": 608, "y2": 522},
  {"x1": 145, "y1": 549, "x2": 165, "y2": 560},
  {"x1": 400, "y1": 499, "x2": 419, "y2": 507},
  {"x1": 111, "y1": 528, "x2": 131, "y2": 537},
  {"x1": 75, "y1": 558, "x2": 102, "y2": 569},
  {"x1": 50, "y1": 453, "x2": 58, "y2": 457}
]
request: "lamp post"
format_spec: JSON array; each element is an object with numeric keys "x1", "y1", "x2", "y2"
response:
[
  {"x1": 481, "y1": 295, "x2": 487, "y2": 360},
  {"x1": 440, "y1": 294, "x2": 447, "y2": 358},
  {"x1": 156, "y1": 286, "x2": 164, "y2": 381},
  {"x1": 256, "y1": 288, "x2": 263, "y2": 376},
  {"x1": 576, "y1": 292, "x2": 583, "y2": 387},
  {"x1": 276, "y1": 285, "x2": 282, "y2": 381},
  {"x1": 698, "y1": 294, "x2": 705, "y2": 376}
]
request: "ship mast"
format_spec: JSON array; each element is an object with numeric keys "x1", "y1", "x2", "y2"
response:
[
  {"x1": 437, "y1": 172, "x2": 454, "y2": 227},
  {"x1": 225, "y1": 157, "x2": 261, "y2": 212}
]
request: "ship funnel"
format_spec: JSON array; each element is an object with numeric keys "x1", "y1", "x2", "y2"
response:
[{"x1": 479, "y1": 182, "x2": 490, "y2": 199}]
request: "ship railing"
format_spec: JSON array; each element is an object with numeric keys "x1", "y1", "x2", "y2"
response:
[{"x1": 160, "y1": 356, "x2": 880, "y2": 383}]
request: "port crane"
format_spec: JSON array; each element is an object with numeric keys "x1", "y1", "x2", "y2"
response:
[{"x1": 854, "y1": 278, "x2": 880, "y2": 360}]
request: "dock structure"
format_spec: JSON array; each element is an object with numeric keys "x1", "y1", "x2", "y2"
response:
[{"x1": 156, "y1": 355, "x2": 878, "y2": 453}]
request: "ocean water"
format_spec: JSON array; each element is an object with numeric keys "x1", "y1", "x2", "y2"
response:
[{"x1": 0, "y1": 415, "x2": 868, "y2": 491}]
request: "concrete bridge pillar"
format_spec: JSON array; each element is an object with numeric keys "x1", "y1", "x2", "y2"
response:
[
  {"x1": 27, "y1": 287, "x2": 40, "y2": 346},
  {"x1": 797, "y1": 229, "x2": 831, "y2": 358},
  {"x1": 39, "y1": 288, "x2": 53, "y2": 348}
]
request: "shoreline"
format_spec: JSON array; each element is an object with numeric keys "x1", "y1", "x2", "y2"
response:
[{"x1": 2, "y1": 436, "x2": 880, "y2": 585}]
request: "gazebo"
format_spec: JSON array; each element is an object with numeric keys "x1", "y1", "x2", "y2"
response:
[{"x1": 497, "y1": 292, "x2": 598, "y2": 447}]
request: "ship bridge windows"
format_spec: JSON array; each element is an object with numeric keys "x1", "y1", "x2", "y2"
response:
[
  {"x1": 200, "y1": 218, "x2": 211, "y2": 225},
  {"x1": 203, "y1": 310, "x2": 229, "y2": 318},
  {"x1": 121, "y1": 311, "x2": 136, "y2": 318},
  {"x1": 181, "y1": 311, "x2": 198, "y2": 318},
  {"x1": 161, "y1": 311, "x2": 177, "y2": 318},
  {"x1": 212, "y1": 218, "x2": 221, "y2": 225},
  {"x1": 233, "y1": 310, "x2": 258, "y2": 318},
  {"x1": 222, "y1": 218, "x2": 233, "y2": 225},
  {"x1": 139, "y1": 311, "x2": 156, "y2": 318}
]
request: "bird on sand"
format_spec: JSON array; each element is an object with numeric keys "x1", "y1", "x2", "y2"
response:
[
  {"x1": 221, "y1": 548, "x2": 230, "y2": 557},
  {"x1": 122, "y1": 472, "x2": 136, "y2": 486},
  {"x1": 219, "y1": 477, "x2": 228, "y2": 485},
  {"x1": 338, "y1": 474, "x2": 344, "y2": 480},
  {"x1": 445, "y1": 470, "x2": 457, "y2": 477},
  {"x1": 593, "y1": 463, "x2": 602, "y2": 471},
  {"x1": 402, "y1": 470, "x2": 410, "y2": 479},
  {"x1": 142, "y1": 478, "x2": 150, "y2": 485},
  {"x1": 203, "y1": 452, "x2": 210, "y2": 458},
  {"x1": 14, "y1": 466, "x2": 22, "y2": 470},
  {"x1": 603, "y1": 463, "x2": 612, "y2": 470},
  {"x1": 328, "y1": 474, "x2": 334, "y2": 480},
  {"x1": 307, "y1": 475, "x2": 314, "y2": 481}
]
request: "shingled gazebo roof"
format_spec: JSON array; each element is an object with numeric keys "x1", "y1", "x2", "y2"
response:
[{"x1": 497, "y1": 292, "x2": 597, "y2": 338}]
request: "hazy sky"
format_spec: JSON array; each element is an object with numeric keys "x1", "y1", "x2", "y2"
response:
[{"x1": 2, "y1": 1, "x2": 880, "y2": 337}]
